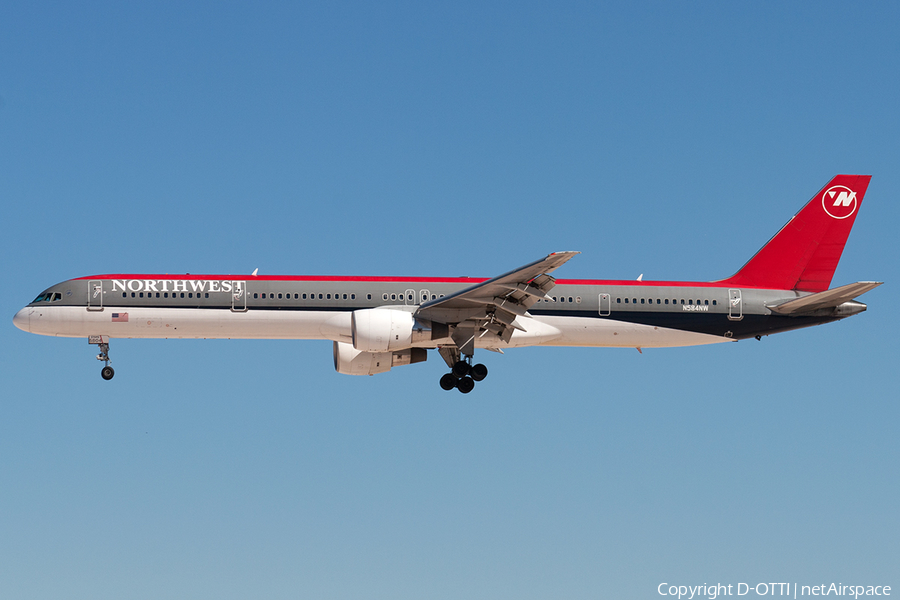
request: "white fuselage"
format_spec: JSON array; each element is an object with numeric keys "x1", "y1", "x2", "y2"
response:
[{"x1": 14, "y1": 304, "x2": 730, "y2": 349}]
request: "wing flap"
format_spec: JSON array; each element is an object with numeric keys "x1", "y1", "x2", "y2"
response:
[{"x1": 416, "y1": 251, "x2": 579, "y2": 351}]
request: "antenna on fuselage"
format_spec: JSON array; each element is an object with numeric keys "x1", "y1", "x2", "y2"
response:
[{"x1": 252, "y1": 268, "x2": 259, "y2": 276}]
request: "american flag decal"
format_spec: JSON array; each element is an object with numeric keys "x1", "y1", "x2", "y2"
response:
[{"x1": 111, "y1": 313, "x2": 129, "y2": 322}]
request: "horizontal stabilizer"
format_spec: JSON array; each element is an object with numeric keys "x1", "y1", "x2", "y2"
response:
[{"x1": 768, "y1": 281, "x2": 882, "y2": 315}]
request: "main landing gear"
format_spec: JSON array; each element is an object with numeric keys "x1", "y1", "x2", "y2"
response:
[
  {"x1": 90, "y1": 336, "x2": 115, "y2": 380},
  {"x1": 439, "y1": 359, "x2": 488, "y2": 394}
]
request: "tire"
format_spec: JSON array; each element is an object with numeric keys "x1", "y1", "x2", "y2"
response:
[
  {"x1": 452, "y1": 361, "x2": 470, "y2": 378},
  {"x1": 439, "y1": 373, "x2": 458, "y2": 391},
  {"x1": 470, "y1": 363, "x2": 488, "y2": 382},
  {"x1": 457, "y1": 376, "x2": 475, "y2": 394},
  {"x1": 101, "y1": 366, "x2": 115, "y2": 380}
]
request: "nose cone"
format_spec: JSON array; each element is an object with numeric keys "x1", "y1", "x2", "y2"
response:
[{"x1": 13, "y1": 308, "x2": 31, "y2": 333}]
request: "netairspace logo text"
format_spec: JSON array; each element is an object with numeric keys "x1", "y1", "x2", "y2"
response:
[{"x1": 658, "y1": 582, "x2": 891, "y2": 599}]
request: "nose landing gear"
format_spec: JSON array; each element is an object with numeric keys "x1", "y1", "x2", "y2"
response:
[
  {"x1": 101, "y1": 363, "x2": 115, "y2": 380},
  {"x1": 90, "y1": 336, "x2": 115, "y2": 380}
]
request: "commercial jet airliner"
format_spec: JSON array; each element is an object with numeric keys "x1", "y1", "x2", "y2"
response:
[{"x1": 14, "y1": 175, "x2": 881, "y2": 393}]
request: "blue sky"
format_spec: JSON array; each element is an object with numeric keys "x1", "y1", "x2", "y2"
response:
[{"x1": 2, "y1": 3, "x2": 898, "y2": 599}]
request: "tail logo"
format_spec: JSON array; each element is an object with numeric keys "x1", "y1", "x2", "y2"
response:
[{"x1": 822, "y1": 185, "x2": 858, "y2": 220}]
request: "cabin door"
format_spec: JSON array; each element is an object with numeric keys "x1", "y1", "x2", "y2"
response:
[
  {"x1": 728, "y1": 289, "x2": 743, "y2": 321},
  {"x1": 231, "y1": 281, "x2": 247, "y2": 312},
  {"x1": 88, "y1": 280, "x2": 103, "y2": 311},
  {"x1": 598, "y1": 293, "x2": 611, "y2": 316}
]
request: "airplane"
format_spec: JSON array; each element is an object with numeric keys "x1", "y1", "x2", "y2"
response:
[{"x1": 13, "y1": 175, "x2": 881, "y2": 393}]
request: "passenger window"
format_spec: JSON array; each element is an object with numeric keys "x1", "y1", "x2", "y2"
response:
[
  {"x1": 640, "y1": 298, "x2": 645, "y2": 304},
  {"x1": 617, "y1": 298, "x2": 621, "y2": 303},
  {"x1": 432, "y1": 294, "x2": 436, "y2": 300},
  {"x1": 366, "y1": 294, "x2": 371, "y2": 300},
  {"x1": 123, "y1": 292, "x2": 127, "y2": 298},
  {"x1": 704, "y1": 299, "x2": 709, "y2": 305},
  {"x1": 576, "y1": 296, "x2": 582, "y2": 303},
  {"x1": 326, "y1": 294, "x2": 331, "y2": 300},
  {"x1": 131, "y1": 292, "x2": 136, "y2": 298},
  {"x1": 391, "y1": 294, "x2": 396, "y2": 301},
  {"x1": 713, "y1": 300, "x2": 717, "y2": 306},
  {"x1": 383, "y1": 293, "x2": 388, "y2": 301},
  {"x1": 343, "y1": 294, "x2": 348, "y2": 300},
  {"x1": 253, "y1": 293, "x2": 258, "y2": 299},
  {"x1": 664, "y1": 299, "x2": 668, "y2": 304},
  {"x1": 181, "y1": 293, "x2": 185, "y2": 298},
  {"x1": 633, "y1": 298, "x2": 637, "y2": 304},
  {"x1": 624, "y1": 298, "x2": 629, "y2": 303}
]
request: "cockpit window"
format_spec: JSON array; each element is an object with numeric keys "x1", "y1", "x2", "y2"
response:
[{"x1": 31, "y1": 292, "x2": 62, "y2": 303}]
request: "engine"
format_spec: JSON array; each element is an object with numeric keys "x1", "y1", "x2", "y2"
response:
[
  {"x1": 351, "y1": 308, "x2": 429, "y2": 352},
  {"x1": 338, "y1": 308, "x2": 446, "y2": 375},
  {"x1": 333, "y1": 341, "x2": 427, "y2": 376}
]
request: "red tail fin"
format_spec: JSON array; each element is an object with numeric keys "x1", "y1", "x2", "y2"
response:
[{"x1": 721, "y1": 174, "x2": 871, "y2": 292}]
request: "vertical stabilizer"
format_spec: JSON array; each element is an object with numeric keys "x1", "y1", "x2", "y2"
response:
[{"x1": 721, "y1": 174, "x2": 871, "y2": 292}]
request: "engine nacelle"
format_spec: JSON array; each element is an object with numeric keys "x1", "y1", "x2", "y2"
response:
[
  {"x1": 351, "y1": 308, "x2": 415, "y2": 352},
  {"x1": 333, "y1": 342, "x2": 426, "y2": 376}
]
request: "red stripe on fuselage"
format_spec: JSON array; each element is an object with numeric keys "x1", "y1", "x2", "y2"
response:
[
  {"x1": 74, "y1": 274, "x2": 490, "y2": 284},
  {"x1": 556, "y1": 279, "x2": 736, "y2": 288},
  {"x1": 74, "y1": 274, "x2": 760, "y2": 289}
]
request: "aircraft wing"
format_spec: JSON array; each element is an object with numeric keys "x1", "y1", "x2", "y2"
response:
[
  {"x1": 415, "y1": 251, "x2": 579, "y2": 352},
  {"x1": 768, "y1": 281, "x2": 883, "y2": 315}
]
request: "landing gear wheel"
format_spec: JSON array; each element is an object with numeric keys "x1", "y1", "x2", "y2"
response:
[
  {"x1": 439, "y1": 373, "x2": 458, "y2": 391},
  {"x1": 457, "y1": 376, "x2": 475, "y2": 394},
  {"x1": 452, "y1": 361, "x2": 471, "y2": 378},
  {"x1": 470, "y1": 363, "x2": 488, "y2": 382},
  {"x1": 101, "y1": 366, "x2": 115, "y2": 380}
]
